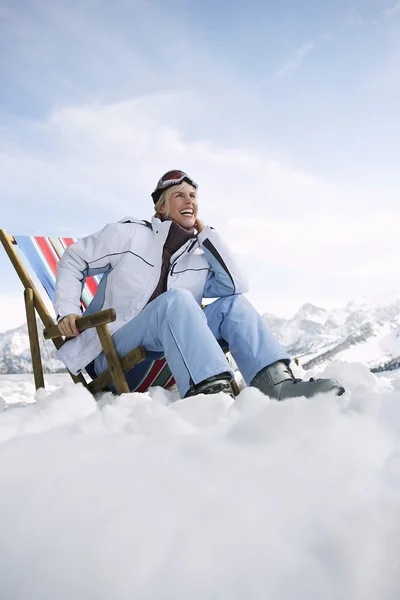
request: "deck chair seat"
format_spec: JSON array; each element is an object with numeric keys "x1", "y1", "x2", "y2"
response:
[{"x1": 85, "y1": 350, "x2": 173, "y2": 394}]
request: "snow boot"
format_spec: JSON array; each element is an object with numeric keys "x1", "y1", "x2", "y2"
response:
[
  {"x1": 185, "y1": 372, "x2": 234, "y2": 398},
  {"x1": 250, "y1": 360, "x2": 345, "y2": 400}
]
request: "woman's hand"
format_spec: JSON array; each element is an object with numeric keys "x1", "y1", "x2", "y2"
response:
[
  {"x1": 58, "y1": 314, "x2": 81, "y2": 338},
  {"x1": 195, "y1": 218, "x2": 205, "y2": 234}
]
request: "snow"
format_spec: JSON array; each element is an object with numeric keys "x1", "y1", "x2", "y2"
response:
[
  {"x1": 333, "y1": 323, "x2": 396, "y2": 365},
  {"x1": 0, "y1": 365, "x2": 400, "y2": 599}
]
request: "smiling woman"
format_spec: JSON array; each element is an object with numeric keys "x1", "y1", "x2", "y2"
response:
[
  {"x1": 154, "y1": 180, "x2": 203, "y2": 232},
  {"x1": 54, "y1": 169, "x2": 344, "y2": 400}
]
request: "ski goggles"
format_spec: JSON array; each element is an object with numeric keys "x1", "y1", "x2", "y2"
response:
[{"x1": 151, "y1": 170, "x2": 198, "y2": 204}]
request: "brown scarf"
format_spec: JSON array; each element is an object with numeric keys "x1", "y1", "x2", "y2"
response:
[{"x1": 146, "y1": 217, "x2": 195, "y2": 305}]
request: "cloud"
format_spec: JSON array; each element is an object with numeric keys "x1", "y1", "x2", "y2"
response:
[
  {"x1": 345, "y1": 3, "x2": 400, "y2": 25},
  {"x1": 0, "y1": 294, "x2": 27, "y2": 332},
  {"x1": 344, "y1": 13, "x2": 367, "y2": 28},
  {"x1": 1, "y1": 96, "x2": 399, "y2": 326},
  {"x1": 272, "y1": 33, "x2": 332, "y2": 80},
  {"x1": 273, "y1": 5, "x2": 400, "y2": 83},
  {"x1": 1, "y1": 95, "x2": 398, "y2": 248},
  {"x1": 1, "y1": 1, "x2": 400, "y2": 329},
  {"x1": 225, "y1": 210, "x2": 400, "y2": 281},
  {"x1": 0, "y1": 0, "x2": 238, "y2": 118},
  {"x1": 2, "y1": 95, "x2": 395, "y2": 230},
  {"x1": 0, "y1": 94, "x2": 332, "y2": 232},
  {"x1": 383, "y1": 2, "x2": 400, "y2": 18},
  {"x1": 274, "y1": 41, "x2": 317, "y2": 79}
]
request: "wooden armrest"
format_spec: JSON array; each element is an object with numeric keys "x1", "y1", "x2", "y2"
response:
[{"x1": 43, "y1": 308, "x2": 117, "y2": 340}]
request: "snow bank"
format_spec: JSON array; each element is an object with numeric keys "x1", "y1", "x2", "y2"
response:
[{"x1": 0, "y1": 364, "x2": 399, "y2": 600}]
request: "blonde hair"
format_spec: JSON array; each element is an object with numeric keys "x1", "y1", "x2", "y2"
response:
[{"x1": 154, "y1": 181, "x2": 197, "y2": 218}]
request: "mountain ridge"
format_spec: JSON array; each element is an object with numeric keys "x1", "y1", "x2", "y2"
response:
[
  {"x1": 1, "y1": 292, "x2": 400, "y2": 374},
  {"x1": 263, "y1": 291, "x2": 400, "y2": 372},
  {"x1": 0, "y1": 320, "x2": 65, "y2": 374}
]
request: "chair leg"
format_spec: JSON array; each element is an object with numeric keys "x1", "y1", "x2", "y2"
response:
[
  {"x1": 231, "y1": 379, "x2": 240, "y2": 396},
  {"x1": 88, "y1": 346, "x2": 147, "y2": 394},
  {"x1": 24, "y1": 288, "x2": 45, "y2": 390},
  {"x1": 95, "y1": 324, "x2": 130, "y2": 395}
]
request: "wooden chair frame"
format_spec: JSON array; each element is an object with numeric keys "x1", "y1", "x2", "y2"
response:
[
  {"x1": 0, "y1": 229, "x2": 146, "y2": 395},
  {"x1": 0, "y1": 229, "x2": 240, "y2": 397}
]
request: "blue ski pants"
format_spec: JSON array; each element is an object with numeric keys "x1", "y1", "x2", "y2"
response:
[{"x1": 94, "y1": 289, "x2": 290, "y2": 397}]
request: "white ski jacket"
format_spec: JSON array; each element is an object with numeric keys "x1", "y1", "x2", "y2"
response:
[{"x1": 54, "y1": 216, "x2": 249, "y2": 375}]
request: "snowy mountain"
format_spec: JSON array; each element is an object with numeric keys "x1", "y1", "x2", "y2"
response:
[
  {"x1": 1, "y1": 291, "x2": 400, "y2": 374},
  {"x1": 0, "y1": 321, "x2": 65, "y2": 374},
  {"x1": 263, "y1": 291, "x2": 400, "y2": 372}
]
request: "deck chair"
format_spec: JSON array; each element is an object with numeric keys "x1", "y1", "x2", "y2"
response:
[{"x1": 0, "y1": 229, "x2": 240, "y2": 397}]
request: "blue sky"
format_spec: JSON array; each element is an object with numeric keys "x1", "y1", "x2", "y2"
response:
[{"x1": 1, "y1": 0, "x2": 400, "y2": 330}]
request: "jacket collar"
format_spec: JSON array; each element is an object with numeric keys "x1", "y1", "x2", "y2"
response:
[{"x1": 119, "y1": 215, "x2": 199, "y2": 256}]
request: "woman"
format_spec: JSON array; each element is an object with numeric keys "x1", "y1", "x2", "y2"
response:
[{"x1": 55, "y1": 170, "x2": 344, "y2": 399}]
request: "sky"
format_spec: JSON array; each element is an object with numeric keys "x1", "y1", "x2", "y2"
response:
[
  {"x1": 0, "y1": 367, "x2": 400, "y2": 598},
  {"x1": 1, "y1": 0, "x2": 400, "y2": 331}
]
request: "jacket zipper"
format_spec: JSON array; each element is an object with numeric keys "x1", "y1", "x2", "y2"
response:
[{"x1": 169, "y1": 240, "x2": 196, "y2": 276}]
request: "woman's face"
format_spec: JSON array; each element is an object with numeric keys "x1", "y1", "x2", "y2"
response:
[{"x1": 161, "y1": 181, "x2": 198, "y2": 228}]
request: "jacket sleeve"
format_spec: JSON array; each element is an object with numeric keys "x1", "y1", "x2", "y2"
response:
[
  {"x1": 54, "y1": 223, "x2": 133, "y2": 321},
  {"x1": 197, "y1": 226, "x2": 250, "y2": 298}
]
